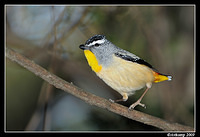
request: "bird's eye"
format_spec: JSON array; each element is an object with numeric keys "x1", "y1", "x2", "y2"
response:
[{"x1": 94, "y1": 43, "x2": 100, "y2": 47}]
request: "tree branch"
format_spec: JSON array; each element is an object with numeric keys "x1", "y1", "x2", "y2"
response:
[{"x1": 6, "y1": 47, "x2": 194, "y2": 131}]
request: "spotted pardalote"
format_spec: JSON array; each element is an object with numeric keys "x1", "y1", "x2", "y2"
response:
[{"x1": 79, "y1": 35, "x2": 172, "y2": 110}]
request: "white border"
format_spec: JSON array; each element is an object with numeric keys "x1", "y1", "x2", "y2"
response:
[{"x1": 4, "y1": 4, "x2": 196, "y2": 133}]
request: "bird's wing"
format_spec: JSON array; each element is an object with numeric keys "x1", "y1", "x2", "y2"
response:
[
  {"x1": 114, "y1": 50, "x2": 172, "y2": 82},
  {"x1": 114, "y1": 50, "x2": 156, "y2": 71}
]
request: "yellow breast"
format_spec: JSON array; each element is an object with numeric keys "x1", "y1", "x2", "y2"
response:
[{"x1": 84, "y1": 50, "x2": 102, "y2": 73}]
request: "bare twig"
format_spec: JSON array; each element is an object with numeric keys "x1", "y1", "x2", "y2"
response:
[{"x1": 6, "y1": 47, "x2": 194, "y2": 131}]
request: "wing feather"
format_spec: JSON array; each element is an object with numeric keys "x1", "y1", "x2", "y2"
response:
[{"x1": 114, "y1": 52, "x2": 155, "y2": 70}]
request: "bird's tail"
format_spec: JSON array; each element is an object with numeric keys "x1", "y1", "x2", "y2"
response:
[{"x1": 152, "y1": 71, "x2": 172, "y2": 83}]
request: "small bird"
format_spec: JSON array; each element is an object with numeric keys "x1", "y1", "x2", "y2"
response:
[{"x1": 79, "y1": 35, "x2": 172, "y2": 110}]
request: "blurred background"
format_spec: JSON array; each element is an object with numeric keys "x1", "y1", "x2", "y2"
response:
[{"x1": 6, "y1": 5, "x2": 194, "y2": 131}]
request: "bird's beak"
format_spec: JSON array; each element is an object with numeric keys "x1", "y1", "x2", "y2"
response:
[{"x1": 79, "y1": 44, "x2": 89, "y2": 50}]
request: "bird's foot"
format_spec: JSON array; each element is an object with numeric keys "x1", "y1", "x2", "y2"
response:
[
  {"x1": 109, "y1": 98, "x2": 115, "y2": 103},
  {"x1": 128, "y1": 100, "x2": 146, "y2": 110}
]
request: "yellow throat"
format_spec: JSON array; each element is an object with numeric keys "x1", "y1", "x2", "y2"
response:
[{"x1": 84, "y1": 50, "x2": 102, "y2": 73}]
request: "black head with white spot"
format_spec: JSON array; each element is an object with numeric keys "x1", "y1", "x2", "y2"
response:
[
  {"x1": 79, "y1": 34, "x2": 119, "y2": 66},
  {"x1": 79, "y1": 35, "x2": 107, "y2": 50}
]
